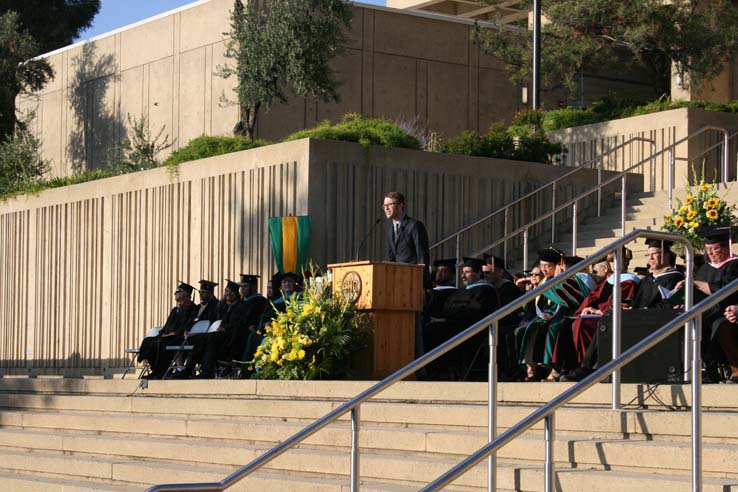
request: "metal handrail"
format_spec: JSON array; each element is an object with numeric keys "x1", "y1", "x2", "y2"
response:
[
  {"x1": 424, "y1": 272, "x2": 738, "y2": 492},
  {"x1": 470, "y1": 125, "x2": 729, "y2": 266},
  {"x1": 146, "y1": 229, "x2": 695, "y2": 492},
  {"x1": 428, "y1": 136, "x2": 658, "y2": 257}
]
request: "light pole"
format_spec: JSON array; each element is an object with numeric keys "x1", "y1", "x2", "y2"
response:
[{"x1": 532, "y1": 0, "x2": 541, "y2": 110}]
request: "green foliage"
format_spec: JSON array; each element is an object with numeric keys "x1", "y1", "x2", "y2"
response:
[
  {"x1": 164, "y1": 135, "x2": 268, "y2": 167},
  {"x1": 662, "y1": 166, "x2": 738, "y2": 251},
  {"x1": 0, "y1": 120, "x2": 49, "y2": 196},
  {"x1": 217, "y1": 0, "x2": 353, "y2": 139},
  {"x1": 535, "y1": 96, "x2": 738, "y2": 131},
  {"x1": 283, "y1": 113, "x2": 422, "y2": 149},
  {"x1": 115, "y1": 113, "x2": 174, "y2": 172},
  {"x1": 252, "y1": 273, "x2": 369, "y2": 380},
  {"x1": 474, "y1": 0, "x2": 738, "y2": 98},
  {"x1": 0, "y1": 11, "x2": 54, "y2": 139},
  {"x1": 440, "y1": 123, "x2": 564, "y2": 164}
]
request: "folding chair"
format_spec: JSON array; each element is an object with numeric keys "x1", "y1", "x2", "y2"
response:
[
  {"x1": 162, "y1": 320, "x2": 211, "y2": 379},
  {"x1": 122, "y1": 326, "x2": 162, "y2": 379}
]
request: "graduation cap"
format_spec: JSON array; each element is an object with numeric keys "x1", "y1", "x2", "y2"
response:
[
  {"x1": 563, "y1": 255, "x2": 584, "y2": 266},
  {"x1": 644, "y1": 238, "x2": 674, "y2": 250},
  {"x1": 198, "y1": 279, "x2": 218, "y2": 291},
  {"x1": 433, "y1": 258, "x2": 457, "y2": 269},
  {"x1": 699, "y1": 224, "x2": 732, "y2": 245},
  {"x1": 537, "y1": 247, "x2": 565, "y2": 264},
  {"x1": 483, "y1": 253, "x2": 506, "y2": 270},
  {"x1": 634, "y1": 266, "x2": 650, "y2": 276},
  {"x1": 175, "y1": 281, "x2": 195, "y2": 295},
  {"x1": 281, "y1": 272, "x2": 299, "y2": 282},
  {"x1": 238, "y1": 273, "x2": 260, "y2": 285},
  {"x1": 462, "y1": 257, "x2": 485, "y2": 271},
  {"x1": 224, "y1": 279, "x2": 240, "y2": 292}
]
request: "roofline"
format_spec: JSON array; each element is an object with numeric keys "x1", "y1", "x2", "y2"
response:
[{"x1": 38, "y1": 0, "x2": 521, "y2": 59}]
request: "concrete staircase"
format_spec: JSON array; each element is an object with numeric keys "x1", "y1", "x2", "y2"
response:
[
  {"x1": 546, "y1": 181, "x2": 738, "y2": 266},
  {"x1": 0, "y1": 378, "x2": 737, "y2": 491}
]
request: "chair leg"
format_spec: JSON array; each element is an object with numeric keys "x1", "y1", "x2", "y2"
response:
[{"x1": 121, "y1": 356, "x2": 137, "y2": 380}]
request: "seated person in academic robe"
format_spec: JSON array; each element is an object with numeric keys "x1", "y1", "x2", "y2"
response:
[
  {"x1": 170, "y1": 279, "x2": 220, "y2": 378},
  {"x1": 234, "y1": 273, "x2": 268, "y2": 374},
  {"x1": 693, "y1": 225, "x2": 738, "y2": 382},
  {"x1": 519, "y1": 250, "x2": 594, "y2": 381},
  {"x1": 483, "y1": 254, "x2": 526, "y2": 381},
  {"x1": 271, "y1": 272, "x2": 301, "y2": 313},
  {"x1": 631, "y1": 239, "x2": 684, "y2": 309},
  {"x1": 423, "y1": 257, "x2": 499, "y2": 380},
  {"x1": 137, "y1": 282, "x2": 197, "y2": 379},
  {"x1": 515, "y1": 263, "x2": 545, "y2": 322},
  {"x1": 719, "y1": 305, "x2": 738, "y2": 383},
  {"x1": 422, "y1": 259, "x2": 458, "y2": 325}
]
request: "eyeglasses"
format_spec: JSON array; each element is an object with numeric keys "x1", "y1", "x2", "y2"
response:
[{"x1": 382, "y1": 202, "x2": 399, "y2": 209}]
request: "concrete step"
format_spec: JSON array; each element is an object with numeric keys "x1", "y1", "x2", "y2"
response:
[{"x1": 0, "y1": 471, "x2": 138, "y2": 492}]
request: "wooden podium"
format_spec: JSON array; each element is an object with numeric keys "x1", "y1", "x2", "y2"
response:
[{"x1": 328, "y1": 261, "x2": 424, "y2": 379}]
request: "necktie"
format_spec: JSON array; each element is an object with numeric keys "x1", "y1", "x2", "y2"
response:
[{"x1": 394, "y1": 222, "x2": 400, "y2": 244}]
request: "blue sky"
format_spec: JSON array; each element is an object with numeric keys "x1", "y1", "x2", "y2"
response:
[{"x1": 76, "y1": 0, "x2": 387, "y2": 41}]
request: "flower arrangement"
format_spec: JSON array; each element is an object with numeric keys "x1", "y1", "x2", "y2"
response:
[
  {"x1": 662, "y1": 173, "x2": 736, "y2": 250},
  {"x1": 251, "y1": 274, "x2": 369, "y2": 380}
]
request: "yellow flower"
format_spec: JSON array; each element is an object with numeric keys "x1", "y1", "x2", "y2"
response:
[
  {"x1": 686, "y1": 209, "x2": 697, "y2": 221},
  {"x1": 664, "y1": 214, "x2": 672, "y2": 223},
  {"x1": 276, "y1": 336, "x2": 286, "y2": 350},
  {"x1": 689, "y1": 221, "x2": 700, "y2": 229},
  {"x1": 678, "y1": 205, "x2": 689, "y2": 215},
  {"x1": 707, "y1": 197, "x2": 719, "y2": 209},
  {"x1": 673, "y1": 217, "x2": 685, "y2": 228},
  {"x1": 297, "y1": 349, "x2": 306, "y2": 360},
  {"x1": 684, "y1": 195, "x2": 694, "y2": 205},
  {"x1": 700, "y1": 183, "x2": 711, "y2": 192},
  {"x1": 707, "y1": 209, "x2": 719, "y2": 220}
]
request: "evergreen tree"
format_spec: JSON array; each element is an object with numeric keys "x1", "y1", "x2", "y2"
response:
[
  {"x1": 218, "y1": 0, "x2": 353, "y2": 139},
  {"x1": 474, "y1": 0, "x2": 738, "y2": 99}
]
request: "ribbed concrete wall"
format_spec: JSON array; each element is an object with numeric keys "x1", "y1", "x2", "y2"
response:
[
  {"x1": 548, "y1": 108, "x2": 738, "y2": 190},
  {"x1": 0, "y1": 140, "x2": 638, "y2": 375}
]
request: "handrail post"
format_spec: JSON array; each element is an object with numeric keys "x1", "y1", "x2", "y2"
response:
[
  {"x1": 684, "y1": 243, "x2": 695, "y2": 382},
  {"x1": 668, "y1": 149, "x2": 674, "y2": 213},
  {"x1": 488, "y1": 320, "x2": 498, "y2": 492},
  {"x1": 692, "y1": 316, "x2": 702, "y2": 492},
  {"x1": 551, "y1": 184, "x2": 556, "y2": 243},
  {"x1": 651, "y1": 142, "x2": 657, "y2": 192},
  {"x1": 544, "y1": 413, "x2": 555, "y2": 492},
  {"x1": 572, "y1": 200, "x2": 578, "y2": 255},
  {"x1": 597, "y1": 158, "x2": 602, "y2": 217},
  {"x1": 503, "y1": 208, "x2": 509, "y2": 268},
  {"x1": 620, "y1": 175, "x2": 627, "y2": 237},
  {"x1": 723, "y1": 129, "x2": 729, "y2": 183},
  {"x1": 611, "y1": 247, "x2": 622, "y2": 410},
  {"x1": 455, "y1": 235, "x2": 462, "y2": 288},
  {"x1": 523, "y1": 228, "x2": 529, "y2": 270},
  {"x1": 350, "y1": 406, "x2": 360, "y2": 492}
]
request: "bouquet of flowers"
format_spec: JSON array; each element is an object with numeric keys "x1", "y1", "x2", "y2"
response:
[
  {"x1": 251, "y1": 272, "x2": 369, "y2": 380},
  {"x1": 662, "y1": 174, "x2": 736, "y2": 251}
]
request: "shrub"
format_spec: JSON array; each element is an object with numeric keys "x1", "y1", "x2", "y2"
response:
[
  {"x1": 441, "y1": 123, "x2": 564, "y2": 164},
  {"x1": 283, "y1": 113, "x2": 421, "y2": 149},
  {"x1": 0, "y1": 123, "x2": 50, "y2": 197},
  {"x1": 115, "y1": 113, "x2": 174, "y2": 171},
  {"x1": 164, "y1": 134, "x2": 268, "y2": 166}
]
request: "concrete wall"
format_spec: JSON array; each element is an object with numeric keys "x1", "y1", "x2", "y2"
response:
[
  {"x1": 19, "y1": 1, "x2": 529, "y2": 178},
  {"x1": 547, "y1": 108, "x2": 738, "y2": 190},
  {"x1": 0, "y1": 139, "x2": 639, "y2": 375}
]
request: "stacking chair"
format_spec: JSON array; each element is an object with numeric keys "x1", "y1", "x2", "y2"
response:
[
  {"x1": 122, "y1": 326, "x2": 162, "y2": 379},
  {"x1": 162, "y1": 320, "x2": 211, "y2": 379}
]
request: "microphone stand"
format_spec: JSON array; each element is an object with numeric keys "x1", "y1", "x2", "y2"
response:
[{"x1": 355, "y1": 218, "x2": 382, "y2": 261}]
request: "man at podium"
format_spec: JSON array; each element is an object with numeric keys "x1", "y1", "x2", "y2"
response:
[{"x1": 383, "y1": 191, "x2": 430, "y2": 286}]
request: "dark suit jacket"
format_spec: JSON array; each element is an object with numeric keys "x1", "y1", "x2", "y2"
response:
[{"x1": 387, "y1": 214, "x2": 430, "y2": 266}]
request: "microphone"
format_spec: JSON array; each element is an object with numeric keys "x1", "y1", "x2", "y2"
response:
[{"x1": 355, "y1": 218, "x2": 383, "y2": 261}]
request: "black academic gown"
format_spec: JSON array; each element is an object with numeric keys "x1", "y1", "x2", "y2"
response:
[
  {"x1": 695, "y1": 256, "x2": 738, "y2": 364},
  {"x1": 422, "y1": 285, "x2": 458, "y2": 325},
  {"x1": 423, "y1": 281, "x2": 499, "y2": 379},
  {"x1": 138, "y1": 301, "x2": 197, "y2": 378},
  {"x1": 632, "y1": 269, "x2": 684, "y2": 309},
  {"x1": 232, "y1": 293, "x2": 269, "y2": 364}
]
